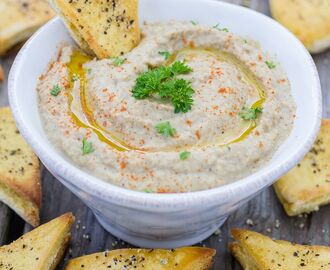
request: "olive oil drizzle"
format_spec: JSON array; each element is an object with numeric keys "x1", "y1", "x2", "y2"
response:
[
  {"x1": 67, "y1": 51, "x2": 135, "y2": 152},
  {"x1": 169, "y1": 48, "x2": 265, "y2": 146},
  {"x1": 67, "y1": 48, "x2": 265, "y2": 152}
]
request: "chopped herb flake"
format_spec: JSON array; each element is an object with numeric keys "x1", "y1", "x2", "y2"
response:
[
  {"x1": 82, "y1": 138, "x2": 94, "y2": 155},
  {"x1": 180, "y1": 151, "x2": 191, "y2": 160},
  {"x1": 144, "y1": 189, "x2": 152, "y2": 193},
  {"x1": 213, "y1": 24, "x2": 229, "y2": 32},
  {"x1": 265, "y1": 61, "x2": 276, "y2": 69},
  {"x1": 132, "y1": 61, "x2": 195, "y2": 113},
  {"x1": 239, "y1": 107, "x2": 263, "y2": 120},
  {"x1": 110, "y1": 57, "x2": 126, "y2": 66},
  {"x1": 190, "y1": 20, "x2": 198, "y2": 25},
  {"x1": 50, "y1": 85, "x2": 61, "y2": 96},
  {"x1": 158, "y1": 51, "x2": 171, "y2": 60},
  {"x1": 155, "y1": 122, "x2": 176, "y2": 137}
]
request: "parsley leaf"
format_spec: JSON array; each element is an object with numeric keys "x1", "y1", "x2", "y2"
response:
[
  {"x1": 179, "y1": 151, "x2": 191, "y2": 160},
  {"x1": 155, "y1": 122, "x2": 176, "y2": 137},
  {"x1": 143, "y1": 189, "x2": 152, "y2": 193},
  {"x1": 158, "y1": 51, "x2": 171, "y2": 60},
  {"x1": 132, "y1": 61, "x2": 195, "y2": 113},
  {"x1": 110, "y1": 57, "x2": 126, "y2": 66},
  {"x1": 265, "y1": 61, "x2": 276, "y2": 69},
  {"x1": 190, "y1": 20, "x2": 199, "y2": 25},
  {"x1": 213, "y1": 24, "x2": 229, "y2": 32},
  {"x1": 239, "y1": 107, "x2": 263, "y2": 120},
  {"x1": 50, "y1": 84, "x2": 61, "y2": 96},
  {"x1": 82, "y1": 138, "x2": 94, "y2": 155},
  {"x1": 171, "y1": 61, "x2": 193, "y2": 74}
]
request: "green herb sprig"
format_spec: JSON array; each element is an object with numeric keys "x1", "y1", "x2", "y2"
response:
[
  {"x1": 158, "y1": 51, "x2": 171, "y2": 60},
  {"x1": 239, "y1": 107, "x2": 263, "y2": 120},
  {"x1": 155, "y1": 122, "x2": 177, "y2": 137},
  {"x1": 110, "y1": 57, "x2": 126, "y2": 66},
  {"x1": 213, "y1": 24, "x2": 229, "y2": 32},
  {"x1": 82, "y1": 138, "x2": 94, "y2": 155},
  {"x1": 265, "y1": 61, "x2": 276, "y2": 69},
  {"x1": 179, "y1": 151, "x2": 191, "y2": 160},
  {"x1": 132, "y1": 61, "x2": 195, "y2": 113},
  {"x1": 50, "y1": 84, "x2": 61, "y2": 96}
]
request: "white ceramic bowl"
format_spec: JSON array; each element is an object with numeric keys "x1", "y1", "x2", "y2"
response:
[{"x1": 9, "y1": 0, "x2": 321, "y2": 248}]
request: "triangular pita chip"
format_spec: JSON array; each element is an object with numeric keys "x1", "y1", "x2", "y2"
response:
[
  {"x1": 274, "y1": 119, "x2": 330, "y2": 216},
  {"x1": 0, "y1": 213, "x2": 74, "y2": 270},
  {"x1": 65, "y1": 247, "x2": 216, "y2": 270},
  {"x1": 230, "y1": 229, "x2": 330, "y2": 270},
  {"x1": 0, "y1": 107, "x2": 41, "y2": 226}
]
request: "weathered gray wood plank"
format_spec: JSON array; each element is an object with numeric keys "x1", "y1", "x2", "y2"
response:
[{"x1": 0, "y1": 1, "x2": 329, "y2": 270}]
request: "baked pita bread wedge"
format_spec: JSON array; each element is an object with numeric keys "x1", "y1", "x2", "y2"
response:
[
  {"x1": 48, "y1": 0, "x2": 141, "y2": 58},
  {"x1": 0, "y1": 65, "x2": 4, "y2": 82},
  {"x1": 274, "y1": 119, "x2": 330, "y2": 216},
  {"x1": 230, "y1": 229, "x2": 330, "y2": 270},
  {"x1": 0, "y1": 213, "x2": 74, "y2": 270},
  {"x1": 65, "y1": 247, "x2": 215, "y2": 270},
  {"x1": 0, "y1": 107, "x2": 41, "y2": 227},
  {"x1": 270, "y1": 0, "x2": 330, "y2": 54},
  {"x1": 0, "y1": 0, "x2": 55, "y2": 55}
]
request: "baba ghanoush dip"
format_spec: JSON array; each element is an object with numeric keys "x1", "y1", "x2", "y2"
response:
[{"x1": 37, "y1": 21, "x2": 296, "y2": 193}]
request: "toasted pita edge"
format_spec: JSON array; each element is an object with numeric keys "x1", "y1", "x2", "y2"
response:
[
  {"x1": 230, "y1": 228, "x2": 330, "y2": 270},
  {"x1": 0, "y1": 1, "x2": 55, "y2": 55},
  {"x1": 65, "y1": 247, "x2": 216, "y2": 270},
  {"x1": 269, "y1": 0, "x2": 330, "y2": 54},
  {"x1": 47, "y1": 0, "x2": 94, "y2": 55},
  {"x1": 0, "y1": 213, "x2": 74, "y2": 270},
  {"x1": 0, "y1": 180, "x2": 40, "y2": 227},
  {"x1": 274, "y1": 119, "x2": 330, "y2": 216},
  {"x1": 0, "y1": 107, "x2": 41, "y2": 226},
  {"x1": 48, "y1": 0, "x2": 140, "y2": 58},
  {"x1": 0, "y1": 65, "x2": 4, "y2": 81},
  {"x1": 309, "y1": 36, "x2": 330, "y2": 54},
  {"x1": 274, "y1": 184, "x2": 330, "y2": 216}
]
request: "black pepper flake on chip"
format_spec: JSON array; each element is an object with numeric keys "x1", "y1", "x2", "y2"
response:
[{"x1": 77, "y1": 8, "x2": 82, "y2": 13}]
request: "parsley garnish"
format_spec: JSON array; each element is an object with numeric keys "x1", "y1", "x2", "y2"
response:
[
  {"x1": 110, "y1": 57, "x2": 126, "y2": 66},
  {"x1": 50, "y1": 85, "x2": 61, "y2": 96},
  {"x1": 143, "y1": 189, "x2": 152, "y2": 193},
  {"x1": 239, "y1": 107, "x2": 263, "y2": 120},
  {"x1": 132, "y1": 61, "x2": 195, "y2": 113},
  {"x1": 265, "y1": 61, "x2": 276, "y2": 69},
  {"x1": 82, "y1": 138, "x2": 94, "y2": 155},
  {"x1": 179, "y1": 151, "x2": 191, "y2": 160},
  {"x1": 190, "y1": 20, "x2": 198, "y2": 25},
  {"x1": 158, "y1": 51, "x2": 171, "y2": 60},
  {"x1": 213, "y1": 24, "x2": 229, "y2": 32},
  {"x1": 155, "y1": 122, "x2": 176, "y2": 137}
]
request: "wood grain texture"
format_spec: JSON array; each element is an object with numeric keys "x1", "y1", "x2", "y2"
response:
[{"x1": 0, "y1": 1, "x2": 329, "y2": 269}]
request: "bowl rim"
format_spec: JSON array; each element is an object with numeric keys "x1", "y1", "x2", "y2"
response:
[{"x1": 8, "y1": 0, "x2": 322, "y2": 211}]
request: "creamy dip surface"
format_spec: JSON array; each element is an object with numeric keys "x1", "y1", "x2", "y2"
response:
[{"x1": 37, "y1": 21, "x2": 296, "y2": 193}]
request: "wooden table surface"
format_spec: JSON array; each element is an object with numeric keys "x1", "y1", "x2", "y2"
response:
[{"x1": 0, "y1": 0, "x2": 330, "y2": 269}]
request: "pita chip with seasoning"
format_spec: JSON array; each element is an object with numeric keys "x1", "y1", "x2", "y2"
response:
[
  {"x1": 65, "y1": 247, "x2": 216, "y2": 270},
  {"x1": 0, "y1": 213, "x2": 74, "y2": 270},
  {"x1": 0, "y1": 65, "x2": 4, "y2": 82},
  {"x1": 0, "y1": 107, "x2": 41, "y2": 227},
  {"x1": 230, "y1": 229, "x2": 330, "y2": 270},
  {"x1": 270, "y1": 0, "x2": 330, "y2": 54},
  {"x1": 274, "y1": 119, "x2": 330, "y2": 216},
  {"x1": 48, "y1": 0, "x2": 141, "y2": 59},
  {"x1": 0, "y1": 0, "x2": 55, "y2": 55}
]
